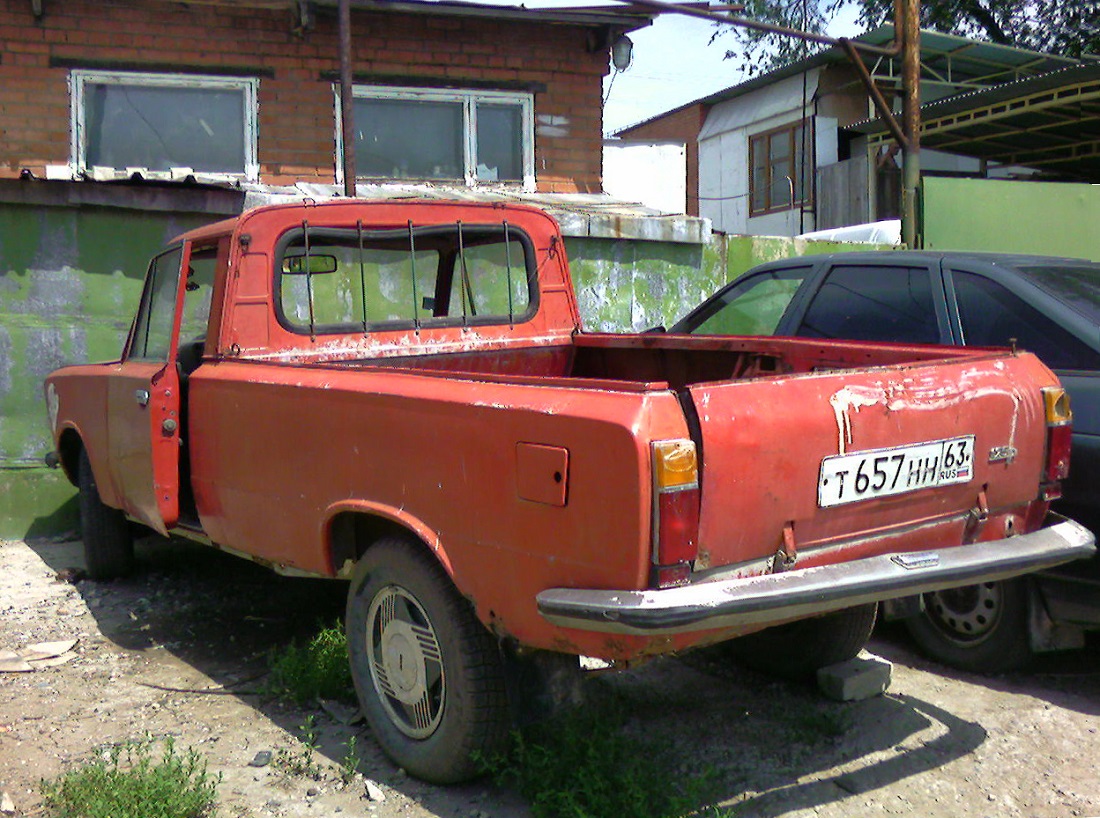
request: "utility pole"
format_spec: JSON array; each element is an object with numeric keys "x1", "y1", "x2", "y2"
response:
[
  {"x1": 900, "y1": 0, "x2": 921, "y2": 248},
  {"x1": 338, "y1": 0, "x2": 356, "y2": 197}
]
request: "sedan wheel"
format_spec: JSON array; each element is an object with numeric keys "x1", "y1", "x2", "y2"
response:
[{"x1": 904, "y1": 579, "x2": 1032, "y2": 673}]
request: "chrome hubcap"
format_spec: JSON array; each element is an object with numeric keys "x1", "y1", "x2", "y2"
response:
[{"x1": 366, "y1": 585, "x2": 445, "y2": 739}]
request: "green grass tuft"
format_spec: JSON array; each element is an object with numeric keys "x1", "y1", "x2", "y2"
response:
[
  {"x1": 481, "y1": 699, "x2": 730, "y2": 818},
  {"x1": 40, "y1": 735, "x2": 219, "y2": 818},
  {"x1": 265, "y1": 621, "x2": 354, "y2": 704}
]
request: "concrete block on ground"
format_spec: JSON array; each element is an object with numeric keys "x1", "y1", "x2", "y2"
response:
[{"x1": 817, "y1": 653, "x2": 892, "y2": 702}]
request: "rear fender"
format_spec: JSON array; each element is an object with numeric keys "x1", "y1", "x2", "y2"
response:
[{"x1": 322, "y1": 500, "x2": 455, "y2": 580}]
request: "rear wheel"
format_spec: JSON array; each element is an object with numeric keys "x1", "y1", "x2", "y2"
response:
[
  {"x1": 904, "y1": 579, "x2": 1031, "y2": 673},
  {"x1": 77, "y1": 448, "x2": 134, "y2": 580},
  {"x1": 721, "y1": 604, "x2": 878, "y2": 679},
  {"x1": 346, "y1": 537, "x2": 510, "y2": 783}
]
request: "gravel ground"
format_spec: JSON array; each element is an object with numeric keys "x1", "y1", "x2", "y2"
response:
[{"x1": 2, "y1": 535, "x2": 1099, "y2": 818}]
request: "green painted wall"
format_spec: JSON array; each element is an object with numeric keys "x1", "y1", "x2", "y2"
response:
[
  {"x1": 567, "y1": 232, "x2": 889, "y2": 332},
  {"x1": 923, "y1": 177, "x2": 1100, "y2": 261},
  {"x1": 0, "y1": 202, "x2": 221, "y2": 539},
  {"x1": 1, "y1": 194, "x2": 887, "y2": 539}
]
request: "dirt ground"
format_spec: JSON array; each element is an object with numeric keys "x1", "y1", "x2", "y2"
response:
[{"x1": 2, "y1": 535, "x2": 1100, "y2": 818}]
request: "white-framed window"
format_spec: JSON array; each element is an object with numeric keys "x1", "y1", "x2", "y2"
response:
[
  {"x1": 335, "y1": 85, "x2": 535, "y2": 189},
  {"x1": 69, "y1": 70, "x2": 259, "y2": 181}
]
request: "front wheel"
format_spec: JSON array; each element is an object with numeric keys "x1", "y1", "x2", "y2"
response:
[
  {"x1": 904, "y1": 579, "x2": 1032, "y2": 673},
  {"x1": 77, "y1": 448, "x2": 134, "y2": 580},
  {"x1": 345, "y1": 538, "x2": 510, "y2": 783}
]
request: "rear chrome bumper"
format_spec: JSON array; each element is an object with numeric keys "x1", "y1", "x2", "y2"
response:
[{"x1": 536, "y1": 515, "x2": 1096, "y2": 635}]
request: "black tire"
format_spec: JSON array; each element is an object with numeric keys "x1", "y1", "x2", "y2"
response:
[
  {"x1": 77, "y1": 448, "x2": 134, "y2": 580},
  {"x1": 722, "y1": 603, "x2": 878, "y2": 679},
  {"x1": 345, "y1": 537, "x2": 510, "y2": 784},
  {"x1": 904, "y1": 579, "x2": 1032, "y2": 673}
]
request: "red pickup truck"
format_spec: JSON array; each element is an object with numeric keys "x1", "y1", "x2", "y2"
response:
[{"x1": 44, "y1": 200, "x2": 1093, "y2": 782}]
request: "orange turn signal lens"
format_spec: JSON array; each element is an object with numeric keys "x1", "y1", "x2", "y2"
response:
[
  {"x1": 1042, "y1": 387, "x2": 1072, "y2": 426},
  {"x1": 653, "y1": 440, "x2": 698, "y2": 491}
]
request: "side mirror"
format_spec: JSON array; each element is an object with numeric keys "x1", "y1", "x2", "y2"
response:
[{"x1": 282, "y1": 254, "x2": 339, "y2": 275}]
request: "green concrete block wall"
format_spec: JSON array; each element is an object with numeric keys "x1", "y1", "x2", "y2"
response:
[
  {"x1": 567, "y1": 237, "x2": 724, "y2": 331},
  {"x1": 567, "y1": 232, "x2": 889, "y2": 332},
  {"x1": 0, "y1": 202, "x2": 219, "y2": 539}
]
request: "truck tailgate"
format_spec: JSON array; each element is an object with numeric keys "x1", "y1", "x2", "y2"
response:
[{"x1": 689, "y1": 351, "x2": 1053, "y2": 573}]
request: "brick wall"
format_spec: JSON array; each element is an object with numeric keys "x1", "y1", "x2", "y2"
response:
[
  {"x1": 617, "y1": 103, "x2": 707, "y2": 215},
  {"x1": 0, "y1": 0, "x2": 610, "y2": 192}
]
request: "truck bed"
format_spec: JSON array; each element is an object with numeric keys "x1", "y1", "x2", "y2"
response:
[{"x1": 195, "y1": 330, "x2": 1054, "y2": 640}]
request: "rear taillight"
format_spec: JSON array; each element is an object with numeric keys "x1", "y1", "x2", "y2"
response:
[
  {"x1": 1041, "y1": 387, "x2": 1072, "y2": 499},
  {"x1": 652, "y1": 439, "x2": 700, "y2": 588}
]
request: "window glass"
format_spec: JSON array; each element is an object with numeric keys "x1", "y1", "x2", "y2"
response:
[
  {"x1": 85, "y1": 84, "x2": 244, "y2": 173},
  {"x1": 476, "y1": 103, "x2": 523, "y2": 182},
  {"x1": 73, "y1": 71, "x2": 257, "y2": 178},
  {"x1": 796, "y1": 265, "x2": 940, "y2": 343},
  {"x1": 447, "y1": 240, "x2": 530, "y2": 318},
  {"x1": 180, "y1": 247, "x2": 217, "y2": 343},
  {"x1": 277, "y1": 225, "x2": 532, "y2": 334},
  {"x1": 954, "y1": 271, "x2": 1100, "y2": 370},
  {"x1": 750, "y1": 152, "x2": 768, "y2": 213},
  {"x1": 130, "y1": 247, "x2": 182, "y2": 362},
  {"x1": 345, "y1": 87, "x2": 531, "y2": 186},
  {"x1": 353, "y1": 98, "x2": 464, "y2": 180},
  {"x1": 686, "y1": 267, "x2": 811, "y2": 335}
]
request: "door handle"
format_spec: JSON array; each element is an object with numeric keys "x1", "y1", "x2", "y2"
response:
[{"x1": 135, "y1": 389, "x2": 150, "y2": 407}]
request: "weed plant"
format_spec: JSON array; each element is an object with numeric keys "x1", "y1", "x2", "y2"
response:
[
  {"x1": 273, "y1": 715, "x2": 325, "y2": 781},
  {"x1": 482, "y1": 698, "x2": 729, "y2": 818},
  {"x1": 40, "y1": 735, "x2": 219, "y2": 818},
  {"x1": 265, "y1": 621, "x2": 353, "y2": 704},
  {"x1": 338, "y1": 735, "x2": 361, "y2": 785}
]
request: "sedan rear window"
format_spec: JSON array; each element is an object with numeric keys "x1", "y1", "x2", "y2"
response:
[
  {"x1": 1017, "y1": 264, "x2": 1100, "y2": 327},
  {"x1": 954, "y1": 271, "x2": 1100, "y2": 371}
]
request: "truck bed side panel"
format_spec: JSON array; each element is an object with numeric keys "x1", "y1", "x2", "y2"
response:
[{"x1": 187, "y1": 362, "x2": 688, "y2": 649}]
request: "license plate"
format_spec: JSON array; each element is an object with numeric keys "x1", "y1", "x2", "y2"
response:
[{"x1": 818, "y1": 436, "x2": 975, "y2": 508}]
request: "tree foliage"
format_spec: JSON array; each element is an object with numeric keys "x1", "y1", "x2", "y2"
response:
[{"x1": 718, "y1": 0, "x2": 1099, "y2": 75}]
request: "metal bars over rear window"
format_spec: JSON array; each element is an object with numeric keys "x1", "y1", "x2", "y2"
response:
[{"x1": 274, "y1": 221, "x2": 537, "y2": 337}]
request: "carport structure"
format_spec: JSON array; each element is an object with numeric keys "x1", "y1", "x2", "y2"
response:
[{"x1": 854, "y1": 59, "x2": 1100, "y2": 183}]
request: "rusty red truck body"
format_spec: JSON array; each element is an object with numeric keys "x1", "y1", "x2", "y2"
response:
[{"x1": 45, "y1": 200, "x2": 1094, "y2": 781}]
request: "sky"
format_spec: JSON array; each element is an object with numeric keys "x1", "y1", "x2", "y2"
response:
[{"x1": 419, "y1": 1, "x2": 867, "y2": 135}]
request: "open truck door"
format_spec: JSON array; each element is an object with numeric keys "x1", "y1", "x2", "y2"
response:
[{"x1": 105, "y1": 243, "x2": 192, "y2": 535}]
